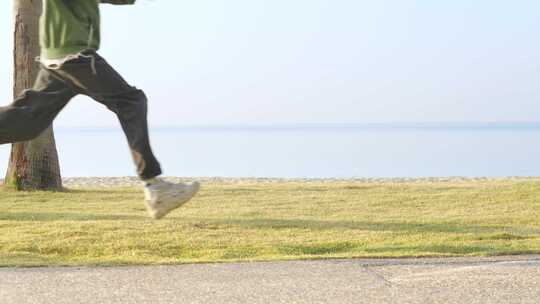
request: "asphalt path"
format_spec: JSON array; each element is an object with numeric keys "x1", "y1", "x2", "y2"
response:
[{"x1": 2, "y1": 255, "x2": 540, "y2": 304}]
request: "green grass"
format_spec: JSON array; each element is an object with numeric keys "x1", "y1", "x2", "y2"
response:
[{"x1": 2, "y1": 179, "x2": 540, "y2": 267}]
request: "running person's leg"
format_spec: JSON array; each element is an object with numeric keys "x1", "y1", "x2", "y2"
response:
[
  {"x1": 0, "y1": 67, "x2": 75, "y2": 145},
  {"x1": 50, "y1": 50, "x2": 199, "y2": 219}
]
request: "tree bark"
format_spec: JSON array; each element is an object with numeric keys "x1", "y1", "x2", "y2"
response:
[{"x1": 5, "y1": 0, "x2": 63, "y2": 191}]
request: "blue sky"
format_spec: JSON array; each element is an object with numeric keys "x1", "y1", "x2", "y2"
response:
[{"x1": 1, "y1": 0, "x2": 540, "y2": 127}]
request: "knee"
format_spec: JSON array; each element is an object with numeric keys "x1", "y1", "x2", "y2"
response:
[
  {"x1": 0, "y1": 107, "x2": 44, "y2": 143},
  {"x1": 120, "y1": 89, "x2": 147, "y2": 109},
  {"x1": 0, "y1": 125, "x2": 42, "y2": 144},
  {"x1": 105, "y1": 89, "x2": 147, "y2": 116},
  {"x1": 133, "y1": 89, "x2": 148, "y2": 106}
]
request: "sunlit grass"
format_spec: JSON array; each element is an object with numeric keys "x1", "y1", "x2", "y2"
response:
[{"x1": 1, "y1": 179, "x2": 540, "y2": 267}]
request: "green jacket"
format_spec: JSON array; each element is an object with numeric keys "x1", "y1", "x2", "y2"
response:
[{"x1": 40, "y1": 0, "x2": 135, "y2": 59}]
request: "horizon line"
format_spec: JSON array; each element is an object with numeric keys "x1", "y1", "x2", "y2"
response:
[{"x1": 52, "y1": 122, "x2": 540, "y2": 132}]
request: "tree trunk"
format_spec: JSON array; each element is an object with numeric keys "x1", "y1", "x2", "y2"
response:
[{"x1": 5, "y1": 0, "x2": 62, "y2": 191}]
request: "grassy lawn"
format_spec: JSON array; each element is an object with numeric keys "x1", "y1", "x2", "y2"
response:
[{"x1": 1, "y1": 179, "x2": 540, "y2": 267}]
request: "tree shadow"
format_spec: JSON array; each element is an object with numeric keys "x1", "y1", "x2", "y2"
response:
[
  {"x1": 63, "y1": 188, "x2": 138, "y2": 195},
  {"x1": 0, "y1": 212, "x2": 145, "y2": 221}
]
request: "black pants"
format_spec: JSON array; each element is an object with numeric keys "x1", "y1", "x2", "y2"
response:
[{"x1": 0, "y1": 51, "x2": 162, "y2": 180}]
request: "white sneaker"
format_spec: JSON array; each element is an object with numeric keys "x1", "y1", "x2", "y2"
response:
[{"x1": 143, "y1": 178, "x2": 201, "y2": 219}]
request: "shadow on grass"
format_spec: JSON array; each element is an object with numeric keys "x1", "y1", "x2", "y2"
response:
[
  {"x1": 363, "y1": 244, "x2": 496, "y2": 255},
  {"x1": 188, "y1": 217, "x2": 529, "y2": 234},
  {"x1": 0, "y1": 188, "x2": 137, "y2": 195},
  {"x1": 0, "y1": 212, "x2": 145, "y2": 221},
  {"x1": 361, "y1": 244, "x2": 540, "y2": 256},
  {"x1": 62, "y1": 189, "x2": 141, "y2": 197}
]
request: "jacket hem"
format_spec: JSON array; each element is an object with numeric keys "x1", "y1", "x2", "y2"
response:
[{"x1": 41, "y1": 45, "x2": 98, "y2": 60}]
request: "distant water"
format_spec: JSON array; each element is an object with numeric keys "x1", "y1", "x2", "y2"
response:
[{"x1": 1, "y1": 123, "x2": 540, "y2": 178}]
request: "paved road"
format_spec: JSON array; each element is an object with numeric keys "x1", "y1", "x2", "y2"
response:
[{"x1": 2, "y1": 255, "x2": 540, "y2": 304}]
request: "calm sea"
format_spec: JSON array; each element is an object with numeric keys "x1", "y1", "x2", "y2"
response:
[{"x1": 1, "y1": 124, "x2": 540, "y2": 178}]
